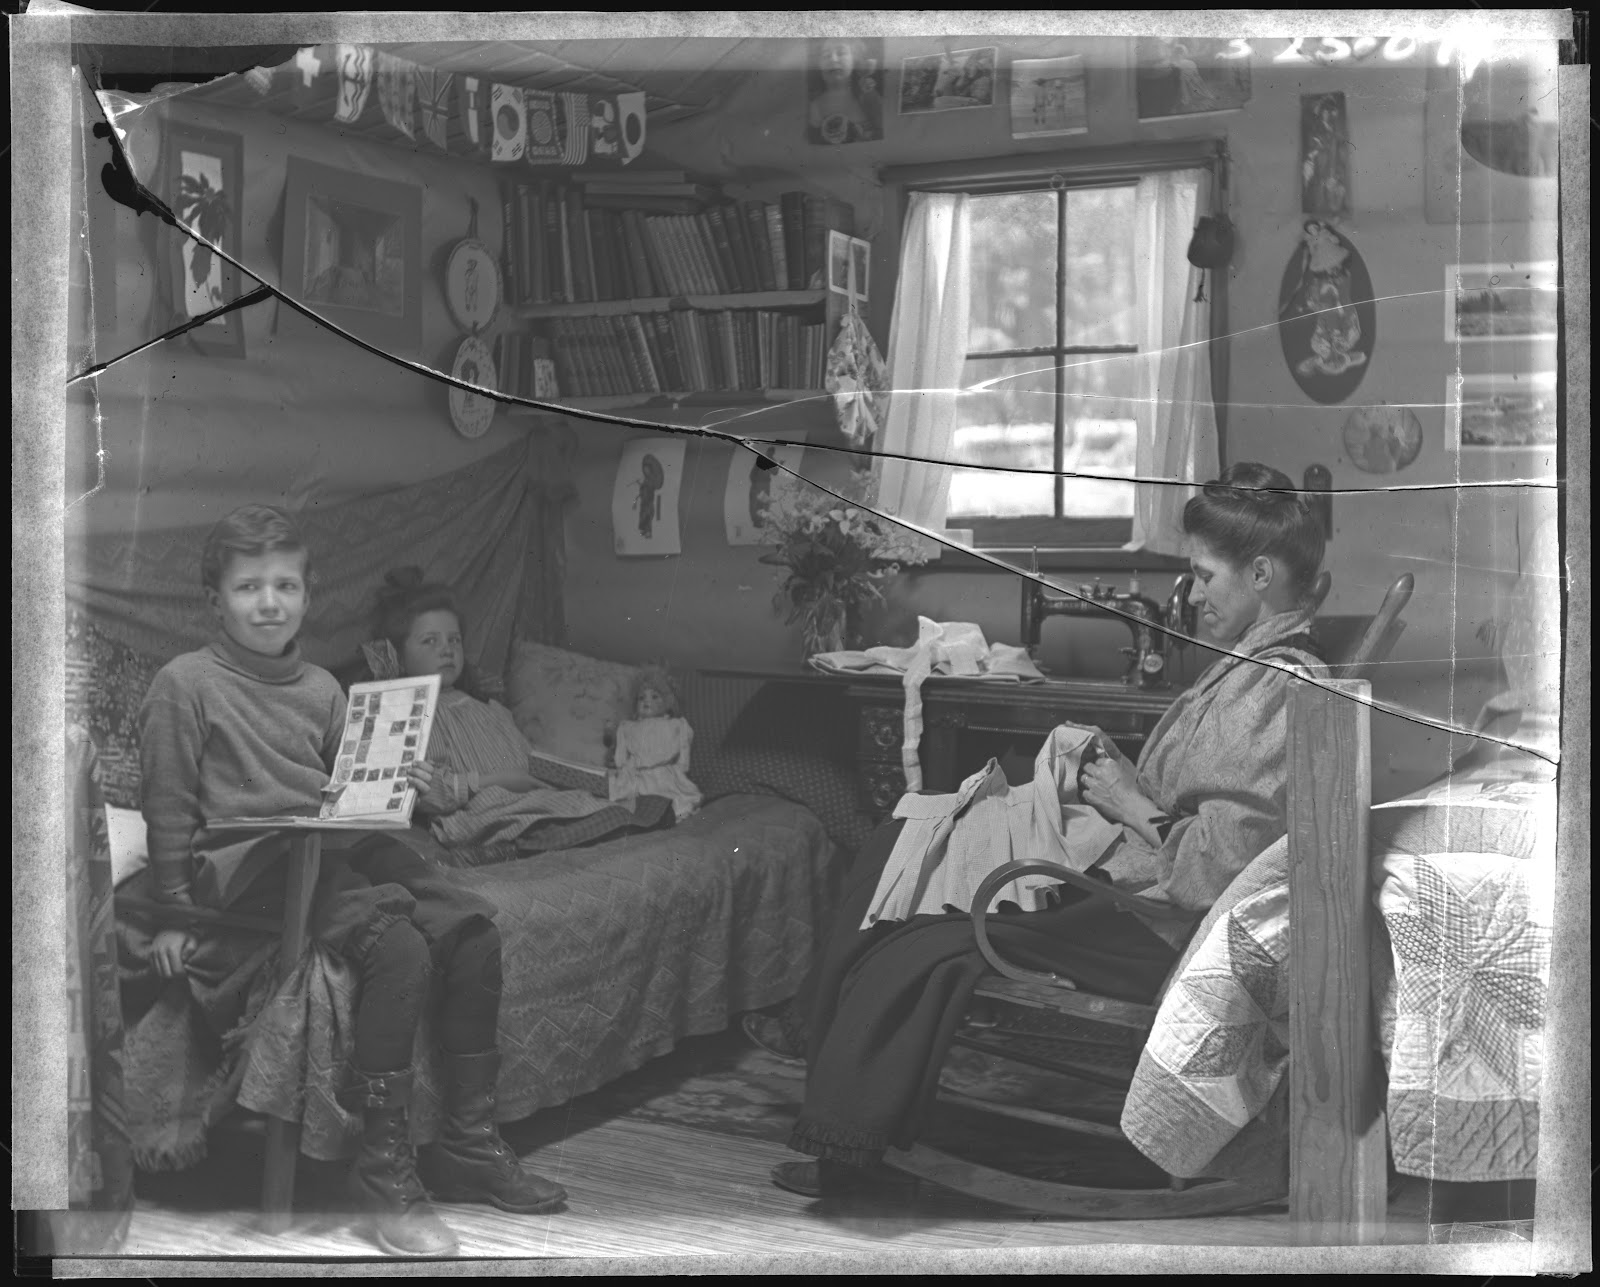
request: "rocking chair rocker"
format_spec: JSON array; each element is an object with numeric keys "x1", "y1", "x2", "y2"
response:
[{"x1": 882, "y1": 573, "x2": 1415, "y2": 1222}]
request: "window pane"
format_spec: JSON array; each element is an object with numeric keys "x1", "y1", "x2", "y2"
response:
[
  {"x1": 1062, "y1": 185, "x2": 1137, "y2": 348},
  {"x1": 966, "y1": 191, "x2": 1058, "y2": 353},
  {"x1": 1060, "y1": 351, "x2": 1137, "y2": 518},
  {"x1": 947, "y1": 356, "x2": 1055, "y2": 518}
]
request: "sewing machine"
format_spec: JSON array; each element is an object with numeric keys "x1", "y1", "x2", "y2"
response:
[{"x1": 1020, "y1": 574, "x2": 1198, "y2": 689}]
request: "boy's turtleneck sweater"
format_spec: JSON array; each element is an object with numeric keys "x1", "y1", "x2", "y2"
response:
[{"x1": 138, "y1": 631, "x2": 347, "y2": 909}]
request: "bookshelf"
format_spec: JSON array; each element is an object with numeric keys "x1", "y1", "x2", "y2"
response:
[{"x1": 492, "y1": 173, "x2": 857, "y2": 409}]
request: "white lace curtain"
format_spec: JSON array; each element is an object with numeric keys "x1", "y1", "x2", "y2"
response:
[
  {"x1": 874, "y1": 191, "x2": 971, "y2": 544},
  {"x1": 1126, "y1": 167, "x2": 1220, "y2": 555}
]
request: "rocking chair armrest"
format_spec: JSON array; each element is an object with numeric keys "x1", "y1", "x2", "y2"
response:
[{"x1": 970, "y1": 860, "x2": 1193, "y2": 988}]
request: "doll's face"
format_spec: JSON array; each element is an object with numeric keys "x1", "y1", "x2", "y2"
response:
[
  {"x1": 819, "y1": 40, "x2": 855, "y2": 86},
  {"x1": 402, "y1": 609, "x2": 464, "y2": 690},
  {"x1": 636, "y1": 685, "x2": 667, "y2": 719}
]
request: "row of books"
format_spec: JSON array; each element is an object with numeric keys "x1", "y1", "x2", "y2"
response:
[
  {"x1": 500, "y1": 179, "x2": 856, "y2": 307},
  {"x1": 500, "y1": 310, "x2": 830, "y2": 399}
]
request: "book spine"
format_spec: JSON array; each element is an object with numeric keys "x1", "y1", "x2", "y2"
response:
[
  {"x1": 605, "y1": 213, "x2": 632, "y2": 299},
  {"x1": 530, "y1": 183, "x2": 546, "y2": 304},
  {"x1": 673, "y1": 216, "x2": 707, "y2": 295},
  {"x1": 705, "y1": 206, "x2": 740, "y2": 294},
  {"x1": 626, "y1": 314, "x2": 663, "y2": 393},
  {"x1": 586, "y1": 210, "x2": 610, "y2": 300},
  {"x1": 651, "y1": 313, "x2": 682, "y2": 391},
  {"x1": 656, "y1": 217, "x2": 688, "y2": 296},
  {"x1": 672, "y1": 312, "x2": 700, "y2": 391},
  {"x1": 622, "y1": 210, "x2": 657, "y2": 297},
  {"x1": 547, "y1": 321, "x2": 577, "y2": 396},
  {"x1": 542, "y1": 184, "x2": 562, "y2": 303},
  {"x1": 701, "y1": 212, "x2": 733, "y2": 294},
  {"x1": 566, "y1": 189, "x2": 591, "y2": 303},
  {"x1": 723, "y1": 202, "x2": 756, "y2": 293},
  {"x1": 802, "y1": 194, "x2": 827, "y2": 291},
  {"x1": 690, "y1": 214, "x2": 722, "y2": 295},
  {"x1": 779, "y1": 193, "x2": 806, "y2": 290},
  {"x1": 742, "y1": 201, "x2": 775, "y2": 292},
  {"x1": 604, "y1": 317, "x2": 634, "y2": 395},
  {"x1": 570, "y1": 319, "x2": 598, "y2": 396}
]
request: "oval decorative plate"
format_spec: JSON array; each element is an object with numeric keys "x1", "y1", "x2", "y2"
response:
[
  {"x1": 1342, "y1": 404, "x2": 1423, "y2": 474},
  {"x1": 448, "y1": 335, "x2": 498, "y2": 439},
  {"x1": 443, "y1": 238, "x2": 501, "y2": 334},
  {"x1": 1277, "y1": 221, "x2": 1377, "y2": 405}
]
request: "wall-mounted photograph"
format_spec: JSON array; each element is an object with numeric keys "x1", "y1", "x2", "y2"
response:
[
  {"x1": 724, "y1": 438, "x2": 807, "y2": 546},
  {"x1": 1444, "y1": 262, "x2": 1560, "y2": 343},
  {"x1": 806, "y1": 37, "x2": 885, "y2": 145},
  {"x1": 1009, "y1": 54, "x2": 1088, "y2": 139},
  {"x1": 899, "y1": 46, "x2": 997, "y2": 114},
  {"x1": 1424, "y1": 55, "x2": 1559, "y2": 224},
  {"x1": 613, "y1": 437, "x2": 686, "y2": 555},
  {"x1": 1135, "y1": 38, "x2": 1251, "y2": 120},
  {"x1": 1300, "y1": 92, "x2": 1352, "y2": 219},
  {"x1": 281, "y1": 156, "x2": 422, "y2": 351},
  {"x1": 1448, "y1": 371, "x2": 1559, "y2": 451},
  {"x1": 162, "y1": 122, "x2": 247, "y2": 357}
]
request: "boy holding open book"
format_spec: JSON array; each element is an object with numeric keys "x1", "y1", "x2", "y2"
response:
[{"x1": 136, "y1": 504, "x2": 565, "y2": 1256}]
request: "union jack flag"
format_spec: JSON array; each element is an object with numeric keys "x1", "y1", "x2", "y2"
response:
[{"x1": 416, "y1": 65, "x2": 454, "y2": 150}]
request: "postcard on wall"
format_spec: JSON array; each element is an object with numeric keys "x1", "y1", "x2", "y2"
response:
[
  {"x1": 1009, "y1": 55, "x2": 1088, "y2": 139},
  {"x1": 210, "y1": 675, "x2": 442, "y2": 830},
  {"x1": 828, "y1": 229, "x2": 852, "y2": 296},
  {"x1": 1447, "y1": 371, "x2": 1559, "y2": 451},
  {"x1": 1444, "y1": 262, "x2": 1560, "y2": 343},
  {"x1": 725, "y1": 437, "x2": 807, "y2": 546},
  {"x1": 898, "y1": 46, "x2": 997, "y2": 114},
  {"x1": 806, "y1": 37, "x2": 885, "y2": 145},
  {"x1": 613, "y1": 437, "x2": 687, "y2": 555},
  {"x1": 849, "y1": 237, "x2": 870, "y2": 302},
  {"x1": 1300, "y1": 92, "x2": 1352, "y2": 218},
  {"x1": 1134, "y1": 38, "x2": 1251, "y2": 120}
]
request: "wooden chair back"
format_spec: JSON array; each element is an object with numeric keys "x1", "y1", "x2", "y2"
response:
[{"x1": 1333, "y1": 573, "x2": 1414, "y2": 682}]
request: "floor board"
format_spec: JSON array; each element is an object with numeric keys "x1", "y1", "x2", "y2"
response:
[{"x1": 98, "y1": 1114, "x2": 1442, "y2": 1265}]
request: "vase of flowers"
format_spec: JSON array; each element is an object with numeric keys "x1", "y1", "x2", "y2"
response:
[{"x1": 757, "y1": 468, "x2": 933, "y2": 659}]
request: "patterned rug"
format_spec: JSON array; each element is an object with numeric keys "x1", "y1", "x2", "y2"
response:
[{"x1": 506, "y1": 1023, "x2": 1176, "y2": 1191}]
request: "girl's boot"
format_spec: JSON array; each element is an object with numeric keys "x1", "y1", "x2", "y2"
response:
[
  {"x1": 418, "y1": 1049, "x2": 567, "y2": 1214},
  {"x1": 341, "y1": 1068, "x2": 460, "y2": 1257}
]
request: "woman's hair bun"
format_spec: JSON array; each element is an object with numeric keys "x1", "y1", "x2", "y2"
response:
[{"x1": 384, "y1": 566, "x2": 426, "y2": 592}]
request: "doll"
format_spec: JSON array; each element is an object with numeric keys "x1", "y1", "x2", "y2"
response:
[{"x1": 608, "y1": 667, "x2": 702, "y2": 821}]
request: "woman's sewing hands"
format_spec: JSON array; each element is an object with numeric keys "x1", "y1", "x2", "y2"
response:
[{"x1": 1079, "y1": 759, "x2": 1164, "y2": 846}]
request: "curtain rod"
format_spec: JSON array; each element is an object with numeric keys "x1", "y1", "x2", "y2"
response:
[{"x1": 882, "y1": 138, "x2": 1226, "y2": 192}]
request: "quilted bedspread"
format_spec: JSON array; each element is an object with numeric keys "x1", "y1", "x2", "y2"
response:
[
  {"x1": 1120, "y1": 750, "x2": 1556, "y2": 1184},
  {"x1": 221, "y1": 794, "x2": 837, "y2": 1161}
]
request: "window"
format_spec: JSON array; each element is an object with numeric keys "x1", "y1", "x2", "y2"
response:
[{"x1": 948, "y1": 182, "x2": 1141, "y2": 549}]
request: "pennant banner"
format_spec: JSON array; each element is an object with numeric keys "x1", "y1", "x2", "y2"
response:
[
  {"x1": 333, "y1": 44, "x2": 375, "y2": 125},
  {"x1": 459, "y1": 75, "x2": 485, "y2": 153},
  {"x1": 416, "y1": 65, "x2": 454, "y2": 149},
  {"x1": 524, "y1": 89, "x2": 561, "y2": 163},
  {"x1": 376, "y1": 51, "x2": 417, "y2": 140},
  {"x1": 491, "y1": 82, "x2": 527, "y2": 162}
]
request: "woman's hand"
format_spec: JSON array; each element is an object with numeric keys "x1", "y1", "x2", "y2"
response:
[
  {"x1": 152, "y1": 927, "x2": 196, "y2": 980},
  {"x1": 1080, "y1": 759, "x2": 1162, "y2": 840}
]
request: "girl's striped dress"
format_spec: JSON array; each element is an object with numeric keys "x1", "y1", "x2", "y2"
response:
[{"x1": 421, "y1": 687, "x2": 614, "y2": 849}]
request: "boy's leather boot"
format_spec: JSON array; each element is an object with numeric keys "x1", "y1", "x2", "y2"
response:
[
  {"x1": 341, "y1": 1068, "x2": 460, "y2": 1257},
  {"x1": 418, "y1": 1049, "x2": 568, "y2": 1214}
]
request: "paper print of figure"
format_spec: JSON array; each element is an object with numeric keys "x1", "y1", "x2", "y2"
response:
[
  {"x1": 634, "y1": 452, "x2": 665, "y2": 539},
  {"x1": 807, "y1": 37, "x2": 885, "y2": 145},
  {"x1": 1277, "y1": 220, "x2": 1377, "y2": 404},
  {"x1": 1301, "y1": 92, "x2": 1352, "y2": 218}
]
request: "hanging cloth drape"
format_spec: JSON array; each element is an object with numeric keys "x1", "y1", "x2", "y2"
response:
[
  {"x1": 1125, "y1": 168, "x2": 1220, "y2": 556},
  {"x1": 874, "y1": 191, "x2": 973, "y2": 547}
]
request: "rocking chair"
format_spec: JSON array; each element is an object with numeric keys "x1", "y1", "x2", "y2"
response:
[{"x1": 882, "y1": 573, "x2": 1414, "y2": 1224}]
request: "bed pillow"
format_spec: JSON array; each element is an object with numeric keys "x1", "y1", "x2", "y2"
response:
[{"x1": 504, "y1": 641, "x2": 640, "y2": 768}]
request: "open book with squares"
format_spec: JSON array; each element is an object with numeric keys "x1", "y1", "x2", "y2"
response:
[{"x1": 208, "y1": 675, "x2": 442, "y2": 831}]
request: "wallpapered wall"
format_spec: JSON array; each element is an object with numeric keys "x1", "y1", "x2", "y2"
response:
[{"x1": 561, "y1": 37, "x2": 1561, "y2": 797}]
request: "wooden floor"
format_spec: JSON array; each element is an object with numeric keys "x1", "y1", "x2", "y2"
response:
[{"x1": 71, "y1": 1111, "x2": 1466, "y2": 1269}]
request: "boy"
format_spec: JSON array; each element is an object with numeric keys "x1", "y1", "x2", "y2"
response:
[{"x1": 138, "y1": 505, "x2": 565, "y2": 1256}]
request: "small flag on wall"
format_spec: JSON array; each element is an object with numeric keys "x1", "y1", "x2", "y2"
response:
[
  {"x1": 416, "y1": 65, "x2": 453, "y2": 149},
  {"x1": 557, "y1": 92, "x2": 590, "y2": 166},
  {"x1": 524, "y1": 89, "x2": 561, "y2": 163},
  {"x1": 289, "y1": 45, "x2": 332, "y2": 109},
  {"x1": 616, "y1": 91, "x2": 646, "y2": 163},
  {"x1": 459, "y1": 76, "x2": 485, "y2": 152},
  {"x1": 491, "y1": 83, "x2": 527, "y2": 162},
  {"x1": 333, "y1": 44, "x2": 375, "y2": 124},
  {"x1": 376, "y1": 52, "x2": 417, "y2": 140}
]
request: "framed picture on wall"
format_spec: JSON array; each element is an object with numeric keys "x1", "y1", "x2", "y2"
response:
[
  {"x1": 724, "y1": 437, "x2": 807, "y2": 546},
  {"x1": 1446, "y1": 371, "x2": 1558, "y2": 451},
  {"x1": 281, "y1": 156, "x2": 423, "y2": 352},
  {"x1": 162, "y1": 122, "x2": 247, "y2": 357},
  {"x1": 1423, "y1": 56, "x2": 1559, "y2": 225},
  {"x1": 1444, "y1": 262, "x2": 1560, "y2": 343},
  {"x1": 1135, "y1": 38, "x2": 1251, "y2": 121},
  {"x1": 613, "y1": 437, "x2": 687, "y2": 556}
]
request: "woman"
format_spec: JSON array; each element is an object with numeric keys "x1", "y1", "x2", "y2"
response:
[{"x1": 768, "y1": 462, "x2": 1329, "y2": 1197}]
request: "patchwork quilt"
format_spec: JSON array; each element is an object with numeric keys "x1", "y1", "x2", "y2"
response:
[{"x1": 1121, "y1": 751, "x2": 1555, "y2": 1184}]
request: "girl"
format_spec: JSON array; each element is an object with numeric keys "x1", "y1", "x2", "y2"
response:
[
  {"x1": 608, "y1": 667, "x2": 702, "y2": 822},
  {"x1": 370, "y1": 570, "x2": 666, "y2": 853}
]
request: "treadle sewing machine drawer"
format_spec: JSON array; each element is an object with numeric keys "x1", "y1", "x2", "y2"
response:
[{"x1": 846, "y1": 677, "x2": 1179, "y2": 820}]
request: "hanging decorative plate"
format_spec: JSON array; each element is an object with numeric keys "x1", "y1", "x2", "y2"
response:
[
  {"x1": 1342, "y1": 404, "x2": 1423, "y2": 474},
  {"x1": 448, "y1": 334, "x2": 498, "y2": 439},
  {"x1": 1277, "y1": 220, "x2": 1377, "y2": 405},
  {"x1": 443, "y1": 237, "x2": 501, "y2": 334}
]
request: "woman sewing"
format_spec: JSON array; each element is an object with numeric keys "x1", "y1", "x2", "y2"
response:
[{"x1": 765, "y1": 461, "x2": 1330, "y2": 1198}]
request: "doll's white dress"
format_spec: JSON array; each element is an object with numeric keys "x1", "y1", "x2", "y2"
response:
[{"x1": 608, "y1": 716, "x2": 702, "y2": 820}]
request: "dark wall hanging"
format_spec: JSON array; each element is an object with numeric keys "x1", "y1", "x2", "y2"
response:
[
  {"x1": 1277, "y1": 220, "x2": 1375, "y2": 405},
  {"x1": 161, "y1": 121, "x2": 247, "y2": 357}
]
